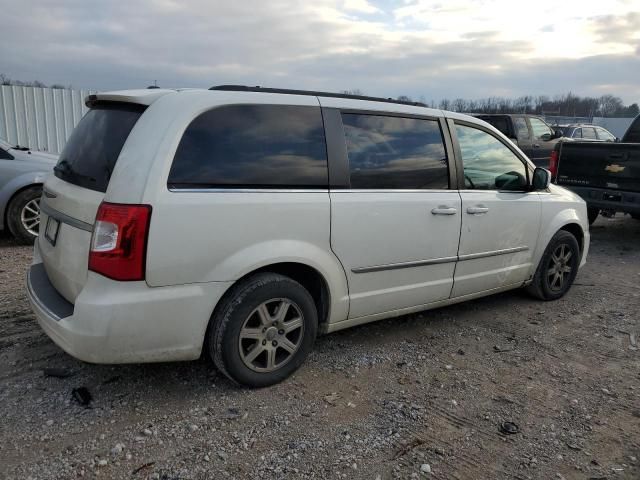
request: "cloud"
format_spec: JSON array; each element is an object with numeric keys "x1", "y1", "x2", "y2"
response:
[
  {"x1": 0, "y1": 0, "x2": 638, "y2": 103},
  {"x1": 343, "y1": 0, "x2": 381, "y2": 14}
]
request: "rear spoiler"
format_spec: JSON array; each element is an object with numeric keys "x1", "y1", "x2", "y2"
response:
[{"x1": 85, "y1": 89, "x2": 174, "y2": 108}]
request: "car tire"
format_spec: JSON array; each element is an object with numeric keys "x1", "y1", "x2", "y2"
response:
[
  {"x1": 526, "y1": 230, "x2": 580, "y2": 301},
  {"x1": 587, "y1": 207, "x2": 599, "y2": 225},
  {"x1": 206, "y1": 272, "x2": 318, "y2": 388},
  {"x1": 6, "y1": 186, "x2": 42, "y2": 244}
]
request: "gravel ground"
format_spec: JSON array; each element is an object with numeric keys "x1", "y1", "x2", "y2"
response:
[{"x1": 1, "y1": 216, "x2": 639, "y2": 480}]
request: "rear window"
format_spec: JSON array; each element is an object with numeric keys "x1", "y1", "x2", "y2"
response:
[
  {"x1": 168, "y1": 105, "x2": 328, "y2": 188},
  {"x1": 54, "y1": 103, "x2": 145, "y2": 192}
]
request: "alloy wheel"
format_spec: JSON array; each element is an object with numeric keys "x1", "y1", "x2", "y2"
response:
[
  {"x1": 238, "y1": 298, "x2": 304, "y2": 372},
  {"x1": 20, "y1": 198, "x2": 41, "y2": 236},
  {"x1": 547, "y1": 243, "x2": 573, "y2": 292}
]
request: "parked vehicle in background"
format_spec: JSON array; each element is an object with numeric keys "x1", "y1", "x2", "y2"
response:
[
  {"x1": 27, "y1": 86, "x2": 589, "y2": 387},
  {"x1": 0, "y1": 138, "x2": 56, "y2": 243},
  {"x1": 474, "y1": 114, "x2": 564, "y2": 167},
  {"x1": 553, "y1": 115, "x2": 640, "y2": 224},
  {"x1": 555, "y1": 124, "x2": 618, "y2": 142}
]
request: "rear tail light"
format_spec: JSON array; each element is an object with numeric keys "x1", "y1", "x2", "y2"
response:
[
  {"x1": 89, "y1": 202, "x2": 152, "y2": 281},
  {"x1": 549, "y1": 149, "x2": 559, "y2": 179}
]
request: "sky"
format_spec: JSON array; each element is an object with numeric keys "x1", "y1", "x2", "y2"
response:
[{"x1": 1, "y1": 0, "x2": 639, "y2": 103}]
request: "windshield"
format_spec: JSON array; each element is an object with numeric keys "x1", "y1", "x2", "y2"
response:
[{"x1": 54, "y1": 103, "x2": 145, "y2": 192}]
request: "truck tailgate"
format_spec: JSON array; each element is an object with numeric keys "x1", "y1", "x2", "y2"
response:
[{"x1": 557, "y1": 142, "x2": 640, "y2": 193}]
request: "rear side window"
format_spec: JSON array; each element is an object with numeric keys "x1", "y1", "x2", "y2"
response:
[
  {"x1": 479, "y1": 117, "x2": 510, "y2": 137},
  {"x1": 513, "y1": 117, "x2": 530, "y2": 139},
  {"x1": 54, "y1": 104, "x2": 145, "y2": 192},
  {"x1": 168, "y1": 105, "x2": 328, "y2": 188},
  {"x1": 341, "y1": 114, "x2": 448, "y2": 189},
  {"x1": 582, "y1": 127, "x2": 596, "y2": 139}
]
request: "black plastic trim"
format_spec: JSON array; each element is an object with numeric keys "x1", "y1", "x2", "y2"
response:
[
  {"x1": 321, "y1": 108, "x2": 350, "y2": 188},
  {"x1": 27, "y1": 263, "x2": 74, "y2": 321},
  {"x1": 439, "y1": 118, "x2": 459, "y2": 190}
]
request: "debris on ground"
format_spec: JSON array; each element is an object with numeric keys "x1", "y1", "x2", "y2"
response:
[{"x1": 71, "y1": 387, "x2": 92, "y2": 406}]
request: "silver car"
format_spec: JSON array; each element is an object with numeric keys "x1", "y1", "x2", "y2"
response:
[{"x1": 0, "y1": 138, "x2": 56, "y2": 243}]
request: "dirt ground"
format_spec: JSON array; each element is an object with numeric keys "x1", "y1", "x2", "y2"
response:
[{"x1": 0, "y1": 216, "x2": 638, "y2": 480}]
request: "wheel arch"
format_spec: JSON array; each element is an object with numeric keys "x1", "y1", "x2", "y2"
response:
[
  {"x1": 533, "y1": 206, "x2": 588, "y2": 275},
  {"x1": 559, "y1": 222, "x2": 584, "y2": 254},
  {"x1": 246, "y1": 262, "x2": 331, "y2": 327}
]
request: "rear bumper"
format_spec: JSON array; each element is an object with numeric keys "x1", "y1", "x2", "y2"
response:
[
  {"x1": 565, "y1": 186, "x2": 640, "y2": 215},
  {"x1": 27, "y1": 257, "x2": 232, "y2": 364}
]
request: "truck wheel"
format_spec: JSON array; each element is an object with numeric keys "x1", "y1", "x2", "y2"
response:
[
  {"x1": 206, "y1": 273, "x2": 317, "y2": 388},
  {"x1": 587, "y1": 207, "x2": 599, "y2": 225},
  {"x1": 526, "y1": 230, "x2": 580, "y2": 301},
  {"x1": 7, "y1": 186, "x2": 42, "y2": 244}
]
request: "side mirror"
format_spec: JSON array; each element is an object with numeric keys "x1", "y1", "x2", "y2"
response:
[
  {"x1": 540, "y1": 133, "x2": 552, "y2": 141},
  {"x1": 532, "y1": 167, "x2": 551, "y2": 190}
]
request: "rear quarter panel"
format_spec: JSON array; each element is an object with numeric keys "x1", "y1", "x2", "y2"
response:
[{"x1": 124, "y1": 90, "x2": 350, "y2": 324}]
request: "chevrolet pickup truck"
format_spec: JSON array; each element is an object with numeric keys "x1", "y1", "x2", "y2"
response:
[{"x1": 552, "y1": 115, "x2": 640, "y2": 224}]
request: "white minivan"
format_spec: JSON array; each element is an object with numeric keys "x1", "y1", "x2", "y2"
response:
[{"x1": 27, "y1": 86, "x2": 589, "y2": 387}]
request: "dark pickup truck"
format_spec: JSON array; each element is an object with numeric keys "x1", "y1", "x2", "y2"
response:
[
  {"x1": 552, "y1": 115, "x2": 640, "y2": 224},
  {"x1": 475, "y1": 114, "x2": 564, "y2": 167}
]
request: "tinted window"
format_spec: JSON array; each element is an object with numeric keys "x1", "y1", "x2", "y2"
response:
[
  {"x1": 513, "y1": 117, "x2": 530, "y2": 139},
  {"x1": 529, "y1": 118, "x2": 553, "y2": 139},
  {"x1": 572, "y1": 128, "x2": 582, "y2": 138},
  {"x1": 169, "y1": 105, "x2": 327, "y2": 188},
  {"x1": 341, "y1": 114, "x2": 448, "y2": 189},
  {"x1": 455, "y1": 124, "x2": 528, "y2": 191},
  {"x1": 0, "y1": 147, "x2": 13, "y2": 160},
  {"x1": 582, "y1": 127, "x2": 597, "y2": 139},
  {"x1": 54, "y1": 104, "x2": 145, "y2": 192}
]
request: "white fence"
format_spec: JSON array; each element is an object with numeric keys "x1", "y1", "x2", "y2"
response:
[{"x1": 0, "y1": 85, "x2": 95, "y2": 155}]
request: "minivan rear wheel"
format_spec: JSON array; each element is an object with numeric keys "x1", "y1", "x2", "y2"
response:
[
  {"x1": 526, "y1": 230, "x2": 580, "y2": 301},
  {"x1": 206, "y1": 273, "x2": 317, "y2": 387},
  {"x1": 7, "y1": 186, "x2": 42, "y2": 244}
]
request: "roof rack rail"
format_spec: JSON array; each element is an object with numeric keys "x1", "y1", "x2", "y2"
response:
[{"x1": 209, "y1": 85, "x2": 427, "y2": 107}]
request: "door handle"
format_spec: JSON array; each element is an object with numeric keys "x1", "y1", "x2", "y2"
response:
[
  {"x1": 467, "y1": 206, "x2": 489, "y2": 215},
  {"x1": 431, "y1": 206, "x2": 458, "y2": 215}
]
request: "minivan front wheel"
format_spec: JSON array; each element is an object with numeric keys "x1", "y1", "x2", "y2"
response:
[
  {"x1": 526, "y1": 230, "x2": 580, "y2": 301},
  {"x1": 207, "y1": 273, "x2": 317, "y2": 387}
]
